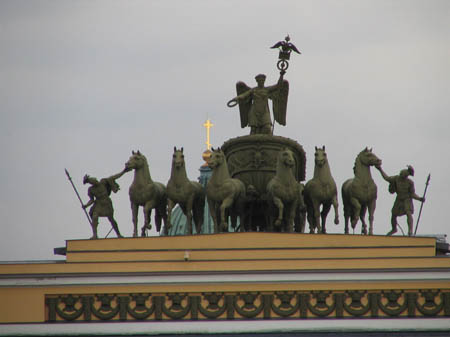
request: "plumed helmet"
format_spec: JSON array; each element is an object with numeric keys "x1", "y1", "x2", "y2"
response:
[{"x1": 407, "y1": 165, "x2": 415, "y2": 176}]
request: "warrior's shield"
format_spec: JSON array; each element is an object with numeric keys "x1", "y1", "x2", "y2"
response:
[
  {"x1": 236, "y1": 81, "x2": 251, "y2": 128},
  {"x1": 272, "y1": 79, "x2": 289, "y2": 126}
]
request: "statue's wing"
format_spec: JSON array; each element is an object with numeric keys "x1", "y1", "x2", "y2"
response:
[
  {"x1": 270, "y1": 41, "x2": 283, "y2": 49},
  {"x1": 272, "y1": 79, "x2": 289, "y2": 126},
  {"x1": 289, "y1": 43, "x2": 301, "y2": 54},
  {"x1": 236, "y1": 81, "x2": 251, "y2": 128}
]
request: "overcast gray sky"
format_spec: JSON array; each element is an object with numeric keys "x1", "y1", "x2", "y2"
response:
[{"x1": 1, "y1": 0, "x2": 449, "y2": 261}]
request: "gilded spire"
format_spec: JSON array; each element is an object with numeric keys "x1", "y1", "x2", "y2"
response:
[
  {"x1": 202, "y1": 119, "x2": 214, "y2": 166},
  {"x1": 203, "y1": 119, "x2": 214, "y2": 150}
]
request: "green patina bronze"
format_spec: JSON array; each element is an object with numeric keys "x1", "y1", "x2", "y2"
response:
[
  {"x1": 73, "y1": 36, "x2": 431, "y2": 238},
  {"x1": 225, "y1": 35, "x2": 300, "y2": 136},
  {"x1": 295, "y1": 182, "x2": 307, "y2": 233},
  {"x1": 266, "y1": 148, "x2": 300, "y2": 233},
  {"x1": 227, "y1": 73, "x2": 288, "y2": 135},
  {"x1": 82, "y1": 170, "x2": 127, "y2": 239},
  {"x1": 166, "y1": 147, "x2": 205, "y2": 235},
  {"x1": 376, "y1": 164, "x2": 425, "y2": 236},
  {"x1": 342, "y1": 148, "x2": 382, "y2": 235},
  {"x1": 206, "y1": 148, "x2": 246, "y2": 233},
  {"x1": 125, "y1": 151, "x2": 168, "y2": 237},
  {"x1": 221, "y1": 135, "x2": 305, "y2": 232},
  {"x1": 304, "y1": 146, "x2": 339, "y2": 234}
]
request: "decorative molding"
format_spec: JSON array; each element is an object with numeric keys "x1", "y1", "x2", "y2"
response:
[{"x1": 46, "y1": 289, "x2": 450, "y2": 322}]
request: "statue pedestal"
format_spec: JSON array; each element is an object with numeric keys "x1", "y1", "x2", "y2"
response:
[
  {"x1": 221, "y1": 135, "x2": 306, "y2": 231},
  {"x1": 222, "y1": 135, "x2": 306, "y2": 194},
  {"x1": 64, "y1": 232, "x2": 437, "y2": 264}
]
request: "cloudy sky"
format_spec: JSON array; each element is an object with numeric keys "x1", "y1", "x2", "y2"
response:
[{"x1": 1, "y1": 0, "x2": 449, "y2": 261}]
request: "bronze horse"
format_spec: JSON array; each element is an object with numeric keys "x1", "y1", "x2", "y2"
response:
[
  {"x1": 342, "y1": 147, "x2": 382, "y2": 235},
  {"x1": 267, "y1": 148, "x2": 300, "y2": 232},
  {"x1": 167, "y1": 147, "x2": 205, "y2": 234},
  {"x1": 125, "y1": 151, "x2": 167, "y2": 237},
  {"x1": 206, "y1": 148, "x2": 246, "y2": 233},
  {"x1": 304, "y1": 146, "x2": 339, "y2": 234}
]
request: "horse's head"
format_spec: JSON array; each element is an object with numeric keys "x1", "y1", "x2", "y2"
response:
[
  {"x1": 172, "y1": 147, "x2": 185, "y2": 169},
  {"x1": 314, "y1": 146, "x2": 327, "y2": 168},
  {"x1": 358, "y1": 147, "x2": 382, "y2": 168},
  {"x1": 278, "y1": 148, "x2": 295, "y2": 168},
  {"x1": 208, "y1": 147, "x2": 225, "y2": 169},
  {"x1": 125, "y1": 150, "x2": 148, "y2": 171}
]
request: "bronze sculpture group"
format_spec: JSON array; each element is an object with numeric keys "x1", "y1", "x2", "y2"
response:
[
  {"x1": 74, "y1": 36, "x2": 427, "y2": 239},
  {"x1": 78, "y1": 146, "x2": 425, "y2": 239}
]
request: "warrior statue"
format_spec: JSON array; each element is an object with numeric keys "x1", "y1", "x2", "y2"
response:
[
  {"x1": 82, "y1": 169, "x2": 128, "y2": 239},
  {"x1": 376, "y1": 164, "x2": 425, "y2": 236},
  {"x1": 227, "y1": 71, "x2": 289, "y2": 135}
]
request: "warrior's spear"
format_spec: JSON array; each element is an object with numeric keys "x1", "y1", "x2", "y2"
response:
[
  {"x1": 65, "y1": 168, "x2": 93, "y2": 227},
  {"x1": 414, "y1": 173, "x2": 431, "y2": 236}
]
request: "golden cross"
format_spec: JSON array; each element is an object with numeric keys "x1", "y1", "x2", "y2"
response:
[{"x1": 203, "y1": 119, "x2": 214, "y2": 150}]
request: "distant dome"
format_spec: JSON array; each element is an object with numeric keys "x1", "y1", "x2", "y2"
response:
[{"x1": 202, "y1": 149, "x2": 212, "y2": 167}]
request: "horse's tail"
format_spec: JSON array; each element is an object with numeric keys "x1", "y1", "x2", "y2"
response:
[
  {"x1": 304, "y1": 194, "x2": 315, "y2": 232},
  {"x1": 155, "y1": 199, "x2": 167, "y2": 233},
  {"x1": 341, "y1": 179, "x2": 352, "y2": 218},
  {"x1": 303, "y1": 180, "x2": 316, "y2": 232},
  {"x1": 155, "y1": 183, "x2": 168, "y2": 233}
]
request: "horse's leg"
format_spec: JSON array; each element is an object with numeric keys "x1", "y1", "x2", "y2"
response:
[
  {"x1": 320, "y1": 202, "x2": 332, "y2": 234},
  {"x1": 312, "y1": 199, "x2": 321, "y2": 233},
  {"x1": 299, "y1": 210, "x2": 306, "y2": 233},
  {"x1": 344, "y1": 215, "x2": 350, "y2": 234},
  {"x1": 359, "y1": 205, "x2": 368, "y2": 235},
  {"x1": 185, "y1": 196, "x2": 195, "y2": 235},
  {"x1": 272, "y1": 196, "x2": 284, "y2": 228},
  {"x1": 294, "y1": 208, "x2": 303, "y2": 233},
  {"x1": 158, "y1": 198, "x2": 168, "y2": 235},
  {"x1": 166, "y1": 198, "x2": 176, "y2": 231},
  {"x1": 306, "y1": 203, "x2": 315, "y2": 233},
  {"x1": 368, "y1": 198, "x2": 376, "y2": 235},
  {"x1": 286, "y1": 201, "x2": 297, "y2": 233},
  {"x1": 131, "y1": 202, "x2": 139, "y2": 238},
  {"x1": 193, "y1": 198, "x2": 204, "y2": 234},
  {"x1": 142, "y1": 203, "x2": 153, "y2": 237},
  {"x1": 349, "y1": 197, "x2": 361, "y2": 232},
  {"x1": 332, "y1": 194, "x2": 339, "y2": 225},
  {"x1": 265, "y1": 201, "x2": 274, "y2": 232},
  {"x1": 220, "y1": 197, "x2": 234, "y2": 232},
  {"x1": 207, "y1": 198, "x2": 219, "y2": 233},
  {"x1": 342, "y1": 198, "x2": 350, "y2": 234},
  {"x1": 231, "y1": 197, "x2": 245, "y2": 232}
]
